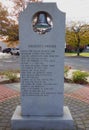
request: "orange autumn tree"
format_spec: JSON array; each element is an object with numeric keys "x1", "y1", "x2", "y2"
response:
[
  {"x1": 3, "y1": 0, "x2": 42, "y2": 43},
  {"x1": 0, "y1": 2, "x2": 9, "y2": 37},
  {"x1": 10, "y1": 0, "x2": 42, "y2": 18}
]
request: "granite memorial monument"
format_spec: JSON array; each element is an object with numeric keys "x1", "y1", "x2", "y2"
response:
[{"x1": 11, "y1": 2, "x2": 74, "y2": 130}]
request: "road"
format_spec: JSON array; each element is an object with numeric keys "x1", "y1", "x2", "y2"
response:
[
  {"x1": 0, "y1": 54, "x2": 20, "y2": 71},
  {"x1": 0, "y1": 53, "x2": 89, "y2": 71},
  {"x1": 65, "y1": 56, "x2": 89, "y2": 71}
]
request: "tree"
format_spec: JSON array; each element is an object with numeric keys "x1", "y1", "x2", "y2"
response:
[
  {"x1": 10, "y1": 0, "x2": 42, "y2": 19},
  {"x1": 0, "y1": 2, "x2": 19, "y2": 43},
  {"x1": 6, "y1": 20, "x2": 19, "y2": 42},
  {"x1": 66, "y1": 22, "x2": 89, "y2": 56},
  {"x1": 0, "y1": 0, "x2": 42, "y2": 44},
  {"x1": 0, "y1": 2, "x2": 9, "y2": 36}
]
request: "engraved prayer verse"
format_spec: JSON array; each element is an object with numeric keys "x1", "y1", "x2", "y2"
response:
[{"x1": 21, "y1": 44, "x2": 61, "y2": 96}]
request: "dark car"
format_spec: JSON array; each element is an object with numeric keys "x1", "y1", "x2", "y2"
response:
[
  {"x1": 2, "y1": 48, "x2": 11, "y2": 53},
  {"x1": 10, "y1": 48, "x2": 20, "y2": 55}
]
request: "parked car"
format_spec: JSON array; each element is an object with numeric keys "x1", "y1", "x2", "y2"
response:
[
  {"x1": 2, "y1": 48, "x2": 11, "y2": 53},
  {"x1": 10, "y1": 48, "x2": 20, "y2": 55}
]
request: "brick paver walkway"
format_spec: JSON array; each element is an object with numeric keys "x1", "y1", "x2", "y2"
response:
[
  {"x1": 65, "y1": 86, "x2": 89, "y2": 104},
  {"x1": 0, "y1": 83, "x2": 89, "y2": 130},
  {"x1": 0, "y1": 85, "x2": 19, "y2": 102}
]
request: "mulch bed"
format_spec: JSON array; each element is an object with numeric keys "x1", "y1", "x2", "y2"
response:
[
  {"x1": 0, "y1": 78, "x2": 89, "y2": 86},
  {"x1": 0, "y1": 78, "x2": 20, "y2": 84}
]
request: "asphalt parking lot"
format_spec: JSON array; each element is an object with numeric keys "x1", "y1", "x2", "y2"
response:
[
  {"x1": 65, "y1": 56, "x2": 89, "y2": 71},
  {"x1": 0, "y1": 53, "x2": 20, "y2": 71},
  {"x1": 0, "y1": 52, "x2": 89, "y2": 72}
]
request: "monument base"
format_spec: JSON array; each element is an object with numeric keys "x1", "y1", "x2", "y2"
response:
[{"x1": 11, "y1": 106, "x2": 74, "y2": 130}]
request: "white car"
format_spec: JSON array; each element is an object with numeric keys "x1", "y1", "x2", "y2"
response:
[{"x1": 10, "y1": 48, "x2": 20, "y2": 55}]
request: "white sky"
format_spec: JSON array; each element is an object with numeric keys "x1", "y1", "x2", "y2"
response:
[
  {"x1": 44, "y1": 0, "x2": 89, "y2": 23},
  {"x1": 0, "y1": 0, "x2": 89, "y2": 23}
]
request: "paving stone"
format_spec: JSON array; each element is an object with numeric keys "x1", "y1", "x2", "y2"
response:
[
  {"x1": 5, "y1": 128, "x2": 11, "y2": 130},
  {"x1": 0, "y1": 128, "x2": 5, "y2": 130},
  {"x1": 85, "y1": 124, "x2": 89, "y2": 127},
  {"x1": 77, "y1": 124, "x2": 85, "y2": 129},
  {"x1": 85, "y1": 128, "x2": 89, "y2": 130},
  {"x1": 76, "y1": 121, "x2": 83, "y2": 125},
  {"x1": 0, "y1": 83, "x2": 89, "y2": 130}
]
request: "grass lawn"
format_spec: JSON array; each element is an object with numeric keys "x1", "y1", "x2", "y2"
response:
[
  {"x1": 65, "y1": 52, "x2": 89, "y2": 57},
  {"x1": 80, "y1": 52, "x2": 89, "y2": 57},
  {"x1": 65, "y1": 52, "x2": 77, "y2": 56}
]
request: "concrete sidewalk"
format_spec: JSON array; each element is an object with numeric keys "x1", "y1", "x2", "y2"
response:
[{"x1": 0, "y1": 83, "x2": 89, "y2": 130}]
